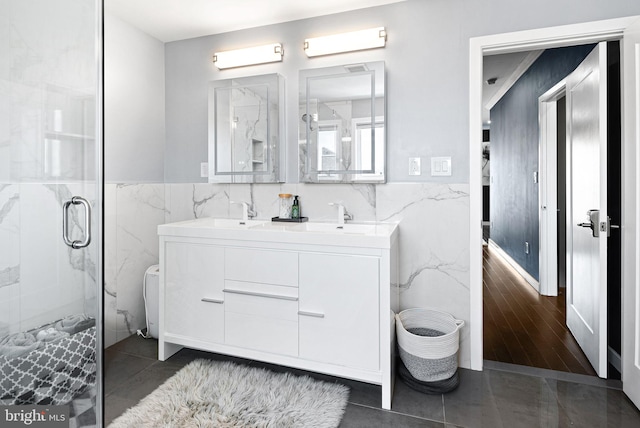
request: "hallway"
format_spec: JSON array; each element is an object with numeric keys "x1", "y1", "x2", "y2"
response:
[{"x1": 483, "y1": 245, "x2": 596, "y2": 376}]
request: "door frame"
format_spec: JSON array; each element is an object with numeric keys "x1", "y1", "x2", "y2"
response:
[
  {"x1": 468, "y1": 16, "x2": 639, "y2": 371},
  {"x1": 538, "y1": 79, "x2": 567, "y2": 297}
]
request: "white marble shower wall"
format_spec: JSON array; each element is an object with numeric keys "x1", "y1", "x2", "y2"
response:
[
  {"x1": 104, "y1": 183, "x2": 165, "y2": 347},
  {"x1": 0, "y1": 183, "x2": 97, "y2": 337},
  {"x1": 161, "y1": 181, "x2": 471, "y2": 368}
]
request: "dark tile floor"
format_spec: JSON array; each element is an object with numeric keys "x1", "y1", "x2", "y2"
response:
[{"x1": 104, "y1": 335, "x2": 640, "y2": 427}]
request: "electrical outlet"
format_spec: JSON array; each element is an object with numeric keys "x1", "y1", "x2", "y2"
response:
[
  {"x1": 409, "y1": 157, "x2": 421, "y2": 176},
  {"x1": 200, "y1": 162, "x2": 209, "y2": 178}
]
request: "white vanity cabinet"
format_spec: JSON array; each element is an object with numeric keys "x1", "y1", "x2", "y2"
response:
[{"x1": 158, "y1": 219, "x2": 398, "y2": 409}]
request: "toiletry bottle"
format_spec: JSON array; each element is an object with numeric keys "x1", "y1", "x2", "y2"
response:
[{"x1": 291, "y1": 195, "x2": 300, "y2": 219}]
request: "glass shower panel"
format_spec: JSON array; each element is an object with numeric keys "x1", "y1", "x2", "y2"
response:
[{"x1": 0, "y1": 0, "x2": 102, "y2": 426}]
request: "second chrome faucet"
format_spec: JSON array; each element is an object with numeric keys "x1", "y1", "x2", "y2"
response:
[
  {"x1": 230, "y1": 201, "x2": 256, "y2": 222},
  {"x1": 328, "y1": 202, "x2": 353, "y2": 225}
]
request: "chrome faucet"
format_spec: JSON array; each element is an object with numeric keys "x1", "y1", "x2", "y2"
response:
[
  {"x1": 230, "y1": 201, "x2": 256, "y2": 222},
  {"x1": 328, "y1": 202, "x2": 353, "y2": 225}
]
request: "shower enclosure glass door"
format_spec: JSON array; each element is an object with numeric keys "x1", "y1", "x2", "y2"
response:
[{"x1": 0, "y1": 0, "x2": 103, "y2": 425}]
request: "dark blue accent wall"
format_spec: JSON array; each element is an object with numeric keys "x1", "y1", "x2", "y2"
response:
[{"x1": 490, "y1": 44, "x2": 595, "y2": 281}]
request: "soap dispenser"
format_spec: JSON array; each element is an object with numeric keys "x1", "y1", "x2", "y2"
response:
[{"x1": 291, "y1": 195, "x2": 300, "y2": 219}]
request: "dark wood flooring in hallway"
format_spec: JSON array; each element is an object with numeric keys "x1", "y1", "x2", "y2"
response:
[{"x1": 483, "y1": 245, "x2": 597, "y2": 376}]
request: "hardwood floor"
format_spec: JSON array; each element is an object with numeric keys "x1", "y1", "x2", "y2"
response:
[{"x1": 483, "y1": 245, "x2": 597, "y2": 376}]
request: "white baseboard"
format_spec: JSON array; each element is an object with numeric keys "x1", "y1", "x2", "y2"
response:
[{"x1": 488, "y1": 239, "x2": 540, "y2": 293}]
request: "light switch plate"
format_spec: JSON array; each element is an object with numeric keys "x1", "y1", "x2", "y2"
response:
[
  {"x1": 200, "y1": 162, "x2": 209, "y2": 178},
  {"x1": 409, "y1": 157, "x2": 421, "y2": 176},
  {"x1": 431, "y1": 156, "x2": 452, "y2": 176}
]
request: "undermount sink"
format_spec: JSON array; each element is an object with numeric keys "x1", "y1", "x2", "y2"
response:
[
  {"x1": 290, "y1": 222, "x2": 378, "y2": 235},
  {"x1": 187, "y1": 218, "x2": 267, "y2": 229}
]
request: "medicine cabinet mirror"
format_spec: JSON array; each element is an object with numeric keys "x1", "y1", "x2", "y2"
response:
[
  {"x1": 299, "y1": 61, "x2": 385, "y2": 183},
  {"x1": 208, "y1": 73, "x2": 285, "y2": 183}
]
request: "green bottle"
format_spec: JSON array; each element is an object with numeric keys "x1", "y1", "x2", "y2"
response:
[{"x1": 291, "y1": 195, "x2": 300, "y2": 219}]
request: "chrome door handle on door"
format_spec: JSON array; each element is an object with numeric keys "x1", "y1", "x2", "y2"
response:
[
  {"x1": 577, "y1": 209, "x2": 600, "y2": 237},
  {"x1": 63, "y1": 196, "x2": 92, "y2": 249}
]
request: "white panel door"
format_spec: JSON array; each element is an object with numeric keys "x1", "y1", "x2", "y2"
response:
[
  {"x1": 566, "y1": 42, "x2": 608, "y2": 377},
  {"x1": 622, "y1": 17, "x2": 640, "y2": 410}
]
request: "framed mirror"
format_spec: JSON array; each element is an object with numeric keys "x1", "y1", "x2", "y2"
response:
[
  {"x1": 299, "y1": 61, "x2": 385, "y2": 183},
  {"x1": 208, "y1": 73, "x2": 285, "y2": 183}
]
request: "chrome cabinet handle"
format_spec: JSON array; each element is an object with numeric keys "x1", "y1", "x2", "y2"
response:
[
  {"x1": 201, "y1": 298, "x2": 224, "y2": 304},
  {"x1": 298, "y1": 310, "x2": 325, "y2": 318},
  {"x1": 62, "y1": 196, "x2": 92, "y2": 249},
  {"x1": 223, "y1": 289, "x2": 298, "y2": 301}
]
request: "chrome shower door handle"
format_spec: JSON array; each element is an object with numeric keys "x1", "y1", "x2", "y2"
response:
[{"x1": 63, "y1": 196, "x2": 92, "y2": 249}]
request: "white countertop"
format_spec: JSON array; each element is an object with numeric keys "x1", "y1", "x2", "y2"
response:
[{"x1": 158, "y1": 218, "x2": 399, "y2": 248}]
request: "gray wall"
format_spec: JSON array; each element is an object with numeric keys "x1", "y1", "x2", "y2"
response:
[
  {"x1": 105, "y1": 13, "x2": 165, "y2": 183},
  {"x1": 490, "y1": 45, "x2": 595, "y2": 280},
  {"x1": 163, "y1": 0, "x2": 640, "y2": 184}
]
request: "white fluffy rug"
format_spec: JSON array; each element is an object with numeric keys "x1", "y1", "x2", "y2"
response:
[{"x1": 109, "y1": 359, "x2": 350, "y2": 428}]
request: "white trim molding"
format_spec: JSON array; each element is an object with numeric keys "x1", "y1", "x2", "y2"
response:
[{"x1": 538, "y1": 78, "x2": 567, "y2": 297}]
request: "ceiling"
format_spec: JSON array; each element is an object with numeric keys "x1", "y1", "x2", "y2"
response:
[
  {"x1": 105, "y1": 0, "x2": 407, "y2": 43},
  {"x1": 482, "y1": 50, "x2": 543, "y2": 126},
  {"x1": 105, "y1": 0, "x2": 538, "y2": 127}
]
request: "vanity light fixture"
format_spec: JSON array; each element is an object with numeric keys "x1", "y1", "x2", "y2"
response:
[
  {"x1": 303, "y1": 27, "x2": 386, "y2": 57},
  {"x1": 213, "y1": 43, "x2": 283, "y2": 69}
]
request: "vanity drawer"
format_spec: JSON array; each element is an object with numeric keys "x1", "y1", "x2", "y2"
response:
[
  {"x1": 224, "y1": 283, "x2": 298, "y2": 356},
  {"x1": 225, "y1": 248, "x2": 298, "y2": 286}
]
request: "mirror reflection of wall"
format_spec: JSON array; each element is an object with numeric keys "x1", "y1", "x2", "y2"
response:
[
  {"x1": 299, "y1": 61, "x2": 385, "y2": 183},
  {"x1": 208, "y1": 73, "x2": 284, "y2": 183}
]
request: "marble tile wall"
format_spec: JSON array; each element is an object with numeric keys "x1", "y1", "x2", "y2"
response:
[{"x1": 104, "y1": 183, "x2": 165, "y2": 347}]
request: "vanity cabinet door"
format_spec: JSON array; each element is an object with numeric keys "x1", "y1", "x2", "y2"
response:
[
  {"x1": 164, "y1": 242, "x2": 225, "y2": 343},
  {"x1": 298, "y1": 253, "x2": 380, "y2": 371}
]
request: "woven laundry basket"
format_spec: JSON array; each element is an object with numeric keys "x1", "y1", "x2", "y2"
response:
[{"x1": 395, "y1": 308, "x2": 465, "y2": 382}]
